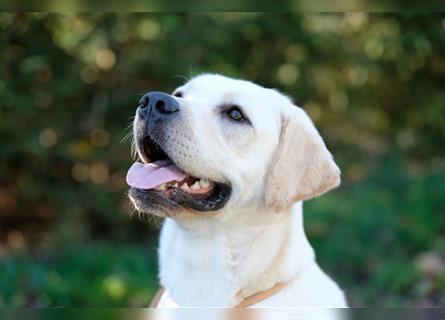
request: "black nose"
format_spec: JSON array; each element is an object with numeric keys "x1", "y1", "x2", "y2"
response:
[{"x1": 137, "y1": 91, "x2": 180, "y2": 119}]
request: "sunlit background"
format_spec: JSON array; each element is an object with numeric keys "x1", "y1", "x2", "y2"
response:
[{"x1": 0, "y1": 13, "x2": 444, "y2": 307}]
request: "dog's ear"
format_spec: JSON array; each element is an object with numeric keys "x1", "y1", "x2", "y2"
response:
[{"x1": 265, "y1": 106, "x2": 341, "y2": 211}]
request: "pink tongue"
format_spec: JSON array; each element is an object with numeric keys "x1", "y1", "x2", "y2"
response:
[{"x1": 126, "y1": 161, "x2": 187, "y2": 189}]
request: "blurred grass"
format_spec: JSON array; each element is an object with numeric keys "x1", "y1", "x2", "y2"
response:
[
  {"x1": 306, "y1": 155, "x2": 445, "y2": 306},
  {"x1": 0, "y1": 242, "x2": 158, "y2": 307}
]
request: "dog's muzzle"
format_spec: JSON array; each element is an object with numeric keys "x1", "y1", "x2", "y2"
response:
[{"x1": 127, "y1": 91, "x2": 232, "y2": 215}]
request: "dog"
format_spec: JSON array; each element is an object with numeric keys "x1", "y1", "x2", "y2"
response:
[{"x1": 127, "y1": 74, "x2": 347, "y2": 307}]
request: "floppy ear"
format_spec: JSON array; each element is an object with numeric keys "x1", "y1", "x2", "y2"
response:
[{"x1": 265, "y1": 107, "x2": 341, "y2": 211}]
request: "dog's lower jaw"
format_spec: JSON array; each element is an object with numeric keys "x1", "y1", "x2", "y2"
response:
[{"x1": 157, "y1": 202, "x2": 345, "y2": 307}]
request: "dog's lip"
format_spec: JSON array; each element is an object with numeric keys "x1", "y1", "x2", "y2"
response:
[
  {"x1": 129, "y1": 167, "x2": 231, "y2": 207},
  {"x1": 130, "y1": 181, "x2": 232, "y2": 212}
]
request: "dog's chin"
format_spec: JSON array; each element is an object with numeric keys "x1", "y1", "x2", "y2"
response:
[{"x1": 129, "y1": 182, "x2": 232, "y2": 218}]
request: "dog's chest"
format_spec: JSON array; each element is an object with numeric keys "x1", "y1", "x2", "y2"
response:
[
  {"x1": 158, "y1": 217, "x2": 292, "y2": 306},
  {"x1": 158, "y1": 220, "x2": 241, "y2": 306}
]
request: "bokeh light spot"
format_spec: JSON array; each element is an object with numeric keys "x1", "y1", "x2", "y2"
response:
[
  {"x1": 90, "y1": 128, "x2": 110, "y2": 148},
  {"x1": 80, "y1": 65, "x2": 99, "y2": 84},
  {"x1": 103, "y1": 275, "x2": 125, "y2": 300},
  {"x1": 344, "y1": 13, "x2": 368, "y2": 31},
  {"x1": 277, "y1": 64, "x2": 299, "y2": 86},
  {"x1": 346, "y1": 65, "x2": 368, "y2": 87},
  {"x1": 137, "y1": 18, "x2": 160, "y2": 41},
  {"x1": 396, "y1": 129, "x2": 416, "y2": 149},
  {"x1": 415, "y1": 252, "x2": 444, "y2": 277},
  {"x1": 69, "y1": 140, "x2": 93, "y2": 157},
  {"x1": 39, "y1": 128, "x2": 58, "y2": 147},
  {"x1": 7, "y1": 230, "x2": 24, "y2": 249},
  {"x1": 365, "y1": 39, "x2": 384, "y2": 60},
  {"x1": 89, "y1": 162, "x2": 109, "y2": 184},
  {"x1": 96, "y1": 49, "x2": 116, "y2": 70},
  {"x1": 72, "y1": 163, "x2": 89, "y2": 182}
]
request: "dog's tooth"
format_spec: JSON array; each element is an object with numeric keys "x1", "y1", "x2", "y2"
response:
[
  {"x1": 157, "y1": 183, "x2": 167, "y2": 191},
  {"x1": 173, "y1": 182, "x2": 179, "y2": 188},
  {"x1": 180, "y1": 183, "x2": 189, "y2": 191},
  {"x1": 191, "y1": 181, "x2": 200, "y2": 190},
  {"x1": 199, "y1": 179, "x2": 210, "y2": 189}
]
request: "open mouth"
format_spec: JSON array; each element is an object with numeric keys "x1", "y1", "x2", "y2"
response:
[{"x1": 127, "y1": 136, "x2": 231, "y2": 212}]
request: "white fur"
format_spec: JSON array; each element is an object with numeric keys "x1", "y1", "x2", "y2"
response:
[
  {"x1": 158, "y1": 204, "x2": 346, "y2": 307},
  {"x1": 140, "y1": 74, "x2": 347, "y2": 307}
]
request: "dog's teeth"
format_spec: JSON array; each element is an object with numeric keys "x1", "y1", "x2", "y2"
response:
[
  {"x1": 157, "y1": 183, "x2": 167, "y2": 191},
  {"x1": 191, "y1": 181, "x2": 200, "y2": 190},
  {"x1": 199, "y1": 179, "x2": 210, "y2": 188},
  {"x1": 173, "y1": 182, "x2": 179, "y2": 188},
  {"x1": 180, "y1": 183, "x2": 189, "y2": 191}
]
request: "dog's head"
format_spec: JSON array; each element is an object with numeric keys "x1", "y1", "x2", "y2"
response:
[{"x1": 127, "y1": 74, "x2": 340, "y2": 218}]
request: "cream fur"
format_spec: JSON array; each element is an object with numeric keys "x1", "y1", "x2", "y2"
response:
[
  {"x1": 133, "y1": 74, "x2": 347, "y2": 307},
  {"x1": 158, "y1": 203, "x2": 347, "y2": 307},
  {"x1": 266, "y1": 106, "x2": 341, "y2": 211}
]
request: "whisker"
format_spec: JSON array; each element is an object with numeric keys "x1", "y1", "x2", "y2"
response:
[
  {"x1": 121, "y1": 130, "x2": 133, "y2": 143},
  {"x1": 121, "y1": 117, "x2": 135, "y2": 143},
  {"x1": 131, "y1": 140, "x2": 138, "y2": 160},
  {"x1": 153, "y1": 216, "x2": 162, "y2": 229},
  {"x1": 172, "y1": 74, "x2": 189, "y2": 82},
  {"x1": 188, "y1": 64, "x2": 195, "y2": 79}
]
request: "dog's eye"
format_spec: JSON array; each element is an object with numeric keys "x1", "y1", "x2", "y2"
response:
[
  {"x1": 173, "y1": 91, "x2": 183, "y2": 98},
  {"x1": 226, "y1": 106, "x2": 246, "y2": 122}
]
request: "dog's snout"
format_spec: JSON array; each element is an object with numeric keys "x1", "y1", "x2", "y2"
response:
[{"x1": 137, "y1": 92, "x2": 180, "y2": 120}]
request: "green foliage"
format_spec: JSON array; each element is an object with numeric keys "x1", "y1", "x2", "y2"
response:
[
  {"x1": 306, "y1": 158, "x2": 445, "y2": 306},
  {"x1": 0, "y1": 242, "x2": 158, "y2": 307},
  {"x1": 0, "y1": 13, "x2": 444, "y2": 307}
]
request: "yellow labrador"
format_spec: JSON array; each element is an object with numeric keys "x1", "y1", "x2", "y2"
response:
[{"x1": 127, "y1": 74, "x2": 347, "y2": 307}]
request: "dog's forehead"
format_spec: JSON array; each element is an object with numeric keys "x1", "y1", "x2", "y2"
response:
[{"x1": 181, "y1": 74, "x2": 267, "y2": 99}]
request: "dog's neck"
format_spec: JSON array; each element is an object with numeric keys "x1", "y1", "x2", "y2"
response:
[{"x1": 158, "y1": 202, "x2": 315, "y2": 307}]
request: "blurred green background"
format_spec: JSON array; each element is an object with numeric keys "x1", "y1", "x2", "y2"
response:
[{"x1": 0, "y1": 13, "x2": 444, "y2": 307}]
